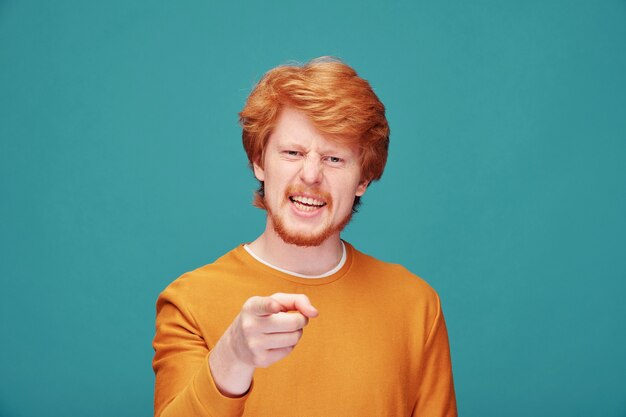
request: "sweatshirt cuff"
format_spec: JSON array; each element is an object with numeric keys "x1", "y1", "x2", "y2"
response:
[{"x1": 193, "y1": 354, "x2": 252, "y2": 416}]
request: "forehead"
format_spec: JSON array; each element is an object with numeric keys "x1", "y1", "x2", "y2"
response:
[{"x1": 269, "y1": 107, "x2": 359, "y2": 154}]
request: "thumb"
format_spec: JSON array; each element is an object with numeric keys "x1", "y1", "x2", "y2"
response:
[{"x1": 270, "y1": 293, "x2": 319, "y2": 318}]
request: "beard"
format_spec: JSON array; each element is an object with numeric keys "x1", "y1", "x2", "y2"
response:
[{"x1": 265, "y1": 186, "x2": 353, "y2": 247}]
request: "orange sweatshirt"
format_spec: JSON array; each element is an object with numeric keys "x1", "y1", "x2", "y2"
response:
[{"x1": 153, "y1": 242, "x2": 457, "y2": 417}]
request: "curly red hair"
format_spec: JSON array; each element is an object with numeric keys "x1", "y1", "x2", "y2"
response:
[{"x1": 240, "y1": 57, "x2": 390, "y2": 210}]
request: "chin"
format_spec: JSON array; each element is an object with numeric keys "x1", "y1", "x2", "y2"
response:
[
  {"x1": 273, "y1": 217, "x2": 352, "y2": 248},
  {"x1": 279, "y1": 232, "x2": 331, "y2": 247}
]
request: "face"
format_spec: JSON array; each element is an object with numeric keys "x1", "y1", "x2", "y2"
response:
[{"x1": 253, "y1": 107, "x2": 369, "y2": 247}]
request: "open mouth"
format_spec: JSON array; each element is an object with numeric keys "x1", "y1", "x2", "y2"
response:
[{"x1": 289, "y1": 195, "x2": 327, "y2": 212}]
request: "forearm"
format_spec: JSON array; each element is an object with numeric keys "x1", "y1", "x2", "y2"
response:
[
  {"x1": 154, "y1": 296, "x2": 252, "y2": 417},
  {"x1": 156, "y1": 355, "x2": 250, "y2": 417},
  {"x1": 154, "y1": 293, "x2": 315, "y2": 416}
]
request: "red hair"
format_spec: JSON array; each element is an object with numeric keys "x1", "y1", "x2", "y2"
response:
[{"x1": 240, "y1": 57, "x2": 390, "y2": 209}]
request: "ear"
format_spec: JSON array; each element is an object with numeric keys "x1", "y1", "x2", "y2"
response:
[
  {"x1": 355, "y1": 179, "x2": 369, "y2": 197},
  {"x1": 253, "y1": 160, "x2": 265, "y2": 182}
]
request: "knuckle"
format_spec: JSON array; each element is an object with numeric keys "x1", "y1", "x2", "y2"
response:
[
  {"x1": 291, "y1": 315, "x2": 307, "y2": 330},
  {"x1": 254, "y1": 353, "x2": 270, "y2": 368},
  {"x1": 240, "y1": 317, "x2": 256, "y2": 334},
  {"x1": 247, "y1": 338, "x2": 259, "y2": 351},
  {"x1": 243, "y1": 296, "x2": 259, "y2": 310},
  {"x1": 292, "y1": 329, "x2": 303, "y2": 344}
]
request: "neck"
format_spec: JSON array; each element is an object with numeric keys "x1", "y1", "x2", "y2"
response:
[{"x1": 248, "y1": 221, "x2": 344, "y2": 276}]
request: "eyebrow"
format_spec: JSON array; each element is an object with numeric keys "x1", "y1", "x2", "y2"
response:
[
  {"x1": 277, "y1": 141, "x2": 352, "y2": 157},
  {"x1": 278, "y1": 141, "x2": 307, "y2": 150}
]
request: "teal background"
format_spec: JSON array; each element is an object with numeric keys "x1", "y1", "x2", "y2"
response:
[{"x1": 1, "y1": 1, "x2": 625, "y2": 416}]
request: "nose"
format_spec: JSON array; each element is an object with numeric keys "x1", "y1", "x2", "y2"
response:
[{"x1": 299, "y1": 155, "x2": 323, "y2": 185}]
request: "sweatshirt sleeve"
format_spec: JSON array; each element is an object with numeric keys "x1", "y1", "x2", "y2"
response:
[
  {"x1": 412, "y1": 295, "x2": 458, "y2": 417},
  {"x1": 152, "y1": 288, "x2": 251, "y2": 417}
]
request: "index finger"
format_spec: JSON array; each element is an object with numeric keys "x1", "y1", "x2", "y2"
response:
[
  {"x1": 269, "y1": 293, "x2": 319, "y2": 318},
  {"x1": 246, "y1": 296, "x2": 286, "y2": 317}
]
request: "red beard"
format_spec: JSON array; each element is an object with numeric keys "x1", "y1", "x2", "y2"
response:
[{"x1": 266, "y1": 186, "x2": 353, "y2": 247}]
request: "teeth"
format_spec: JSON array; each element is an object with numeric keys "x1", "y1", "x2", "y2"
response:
[
  {"x1": 293, "y1": 201, "x2": 318, "y2": 211},
  {"x1": 290, "y1": 195, "x2": 326, "y2": 211},
  {"x1": 292, "y1": 196, "x2": 325, "y2": 207}
]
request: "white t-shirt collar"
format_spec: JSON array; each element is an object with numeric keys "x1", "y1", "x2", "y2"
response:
[{"x1": 243, "y1": 241, "x2": 346, "y2": 279}]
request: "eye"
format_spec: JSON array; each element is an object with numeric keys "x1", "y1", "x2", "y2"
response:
[
  {"x1": 325, "y1": 156, "x2": 344, "y2": 165},
  {"x1": 282, "y1": 150, "x2": 302, "y2": 158}
]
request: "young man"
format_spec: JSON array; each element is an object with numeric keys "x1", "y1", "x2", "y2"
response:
[{"x1": 153, "y1": 57, "x2": 457, "y2": 417}]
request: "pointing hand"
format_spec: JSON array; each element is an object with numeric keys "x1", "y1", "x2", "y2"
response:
[{"x1": 209, "y1": 293, "x2": 318, "y2": 396}]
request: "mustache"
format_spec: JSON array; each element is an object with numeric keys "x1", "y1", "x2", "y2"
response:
[{"x1": 284, "y1": 186, "x2": 332, "y2": 204}]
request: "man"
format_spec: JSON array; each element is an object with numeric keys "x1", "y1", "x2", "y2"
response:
[{"x1": 153, "y1": 57, "x2": 457, "y2": 417}]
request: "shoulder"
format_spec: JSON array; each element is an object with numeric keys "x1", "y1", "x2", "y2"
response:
[
  {"x1": 154, "y1": 246, "x2": 255, "y2": 347},
  {"x1": 345, "y1": 242, "x2": 445, "y2": 334},
  {"x1": 156, "y1": 246, "x2": 246, "y2": 311},
  {"x1": 347, "y1": 242, "x2": 441, "y2": 306}
]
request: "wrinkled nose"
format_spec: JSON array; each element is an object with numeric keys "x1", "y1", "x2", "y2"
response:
[{"x1": 299, "y1": 156, "x2": 323, "y2": 185}]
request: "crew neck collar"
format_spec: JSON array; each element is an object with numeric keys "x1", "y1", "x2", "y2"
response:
[
  {"x1": 243, "y1": 241, "x2": 346, "y2": 278},
  {"x1": 235, "y1": 241, "x2": 354, "y2": 286}
]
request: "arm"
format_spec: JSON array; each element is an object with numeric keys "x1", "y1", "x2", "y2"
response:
[
  {"x1": 152, "y1": 292, "x2": 250, "y2": 417},
  {"x1": 208, "y1": 293, "x2": 318, "y2": 397},
  {"x1": 412, "y1": 296, "x2": 458, "y2": 417},
  {"x1": 152, "y1": 291, "x2": 317, "y2": 417}
]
